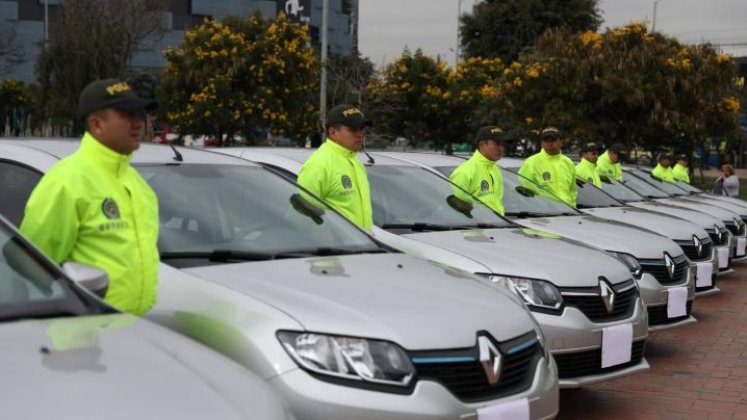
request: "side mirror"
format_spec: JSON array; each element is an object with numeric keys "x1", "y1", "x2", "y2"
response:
[
  {"x1": 290, "y1": 193, "x2": 325, "y2": 225},
  {"x1": 61, "y1": 262, "x2": 109, "y2": 298},
  {"x1": 600, "y1": 175, "x2": 611, "y2": 183},
  {"x1": 575, "y1": 178, "x2": 586, "y2": 187},
  {"x1": 514, "y1": 185, "x2": 535, "y2": 197},
  {"x1": 446, "y1": 195, "x2": 473, "y2": 218}
]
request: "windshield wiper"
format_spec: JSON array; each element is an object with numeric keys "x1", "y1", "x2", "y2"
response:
[
  {"x1": 160, "y1": 250, "x2": 310, "y2": 262},
  {"x1": 380, "y1": 223, "x2": 458, "y2": 232},
  {"x1": 505, "y1": 211, "x2": 553, "y2": 218},
  {"x1": 288, "y1": 247, "x2": 388, "y2": 256},
  {"x1": 457, "y1": 223, "x2": 507, "y2": 229}
]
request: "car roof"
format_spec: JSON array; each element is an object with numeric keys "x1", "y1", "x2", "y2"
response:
[
  {"x1": 224, "y1": 146, "x2": 419, "y2": 167},
  {"x1": 372, "y1": 151, "x2": 465, "y2": 167},
  {"x1": 0, "y1": 139, "x2": 257, "y2": 166}
]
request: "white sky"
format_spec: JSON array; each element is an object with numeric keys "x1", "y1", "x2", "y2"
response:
[{"x1": 358, "y1": 0, "x2": 747, "y2": 68}]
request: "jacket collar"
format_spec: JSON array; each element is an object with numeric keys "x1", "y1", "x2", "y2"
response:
[
  {"x1": 471, "y1": 150, "x2": 497, "y2": 167},
  {"x1": 580, "y1": 157, "x2": 596, "y2": 168},
  {"x1": 80, "y1": 132, "x2": 132, "y2": 177},
  {"x1": 540, "y1": 148, "x2": 562, "y2": 160},
  {"x1": 323, "y1": 138, "x2": 357, "y2": 159}
]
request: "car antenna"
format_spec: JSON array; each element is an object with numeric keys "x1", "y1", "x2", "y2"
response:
[
  {"x1": 361, "y1": 141, "x2": 375, "y2": 165},
  {"x1": 170, "y1": 144, "x2": 183, "y2": 162}
]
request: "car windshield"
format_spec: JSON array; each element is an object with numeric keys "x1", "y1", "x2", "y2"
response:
[
  {"x1": 366, "y1": 165, "x2": 512, "y2": 230},
  {"x1": 600, "y1": 178, "x2": 647, "y2": 202},
  {"x1": 619, "y1": 172, "x2": 670, "y2": 198},
  {"x1": 136, "y1": 164, "x2": 382, "y2": 262},
  {"x1": 0, "y1": 222, "x2": 87, "y2": 320},
  {"x1": 575, "y1": 179, "x2": 625, "y2": 208},
  {"x1": 675, "y1": 181, "x2": 702, "y2": 194},
  {"x1": 629, "y1": 170, "x2": 686, "y2": 196}
]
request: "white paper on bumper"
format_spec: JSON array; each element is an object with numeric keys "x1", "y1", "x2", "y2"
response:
[
  {"x1": 717, "y1": 247, "x2": 729, "y2": 269},
  {"x1": 601, "y1": 323, "x2": 633, "y2": 368},
  {"x1": 477, "y1": 398, "x2": 530, "y2": 420},
  {"x1": 695, "y1": 262, "x2": 713, "y2": 287},
  {"x1": 667, "y1": 287, "x2": 688, "y2": 318},
  {"x1": 738, "y1": 237, "x2": 746, "y2": 257}
]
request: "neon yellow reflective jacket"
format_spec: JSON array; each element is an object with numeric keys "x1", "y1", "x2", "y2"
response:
[
  {"x1": 597, "y1": 151, "x2": 622, "y2": 181},
  {"x1": 672, "y1": 163, "x2": 690, "y2": 183},
  {"x1": 651, "y1": 164, "x2": 675, "y2": 183},
  {"x1": 297, "y1": 139, "x2": 373, "y2": 230},
  {"x1": 20, "y1": 133, "x2": 160, "y2": 316},
  {"x1": 449, "y1": 150, "x2": 504, "y2": 215},
  {"x1": 518, "y1": 149, "x2": 577, "y2": 207},
  {"x1": 575, "y1": 158, "x2": 601, "y2": 188}
]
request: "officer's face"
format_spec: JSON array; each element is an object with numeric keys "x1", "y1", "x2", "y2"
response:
[
  {"x1": 677, "y1": 159, "x2": 688, "y2": 167},
  {"x1": 660, "y1": 158, "x2": 672, "y2": 168},
  {"x1": 541, "y1": 137, "x2": 562, "y2": 155},
  {"x1": 582, "y1": 150, "x2": 598, "y2": 164},
  {"x1": 478, "y1": 139, "x2": 504, "y2": 161},
  {"x1": 88, "y1": 108, "x2": 145, "y2": 155},
  {"x1": 329, "y1": 124, "x2": 365, "y2": 152},
  {"x1": 608, "y1": 151, "x2": 620, "y2": 163}
]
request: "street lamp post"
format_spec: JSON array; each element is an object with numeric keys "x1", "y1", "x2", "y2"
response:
[
  {"x1": 652, "y1": 0, "x2": 661, "y2": 32},
  {"x1": 455, "y1": 0, "x2": 463, "y2": 66},
  {"x1": 44, "y1": 0, "x2": 49, "y2": 43},
  {"x1": 319, "y1": 0, "x2": 329, "y2": 144}
]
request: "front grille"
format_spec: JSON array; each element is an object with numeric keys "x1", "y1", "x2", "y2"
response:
[
  {"x1": 647, "y1": 300, "x2": 693, "y2": 325},
  {"x1": 560, "y1": 279, "x2": 638, "y2": 322},
  {"x1": 708, "y1": 227, "x2": 729, "y2": 245},
  {"x1": 726, "y1": 222, "x2": 741, "y2": 236},
  {"x1": 640, "y1": 254, "x2": 689, "y2": 285},
  {"x1": 411, "y1": 332, "x2": 541, "y2": 402},
  {"x1": 554, "y1": 340, "x2": 646, "y2": 379},
  {"x1": 677, "y1": 238, "x2": 713, "y2": 262}
]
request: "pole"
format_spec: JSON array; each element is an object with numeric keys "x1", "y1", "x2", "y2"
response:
[
  {"x1": 44, "y1": 0, "x2": 49, "y2": 42},
  {"x1": 455, "y1": 0, "x2": 463, "y2": 66},
  {"x1": 319, "y1": 0, "x2": 329, "y2": 144},
  {"x1": 652, "y1": 0, "x2": 660, "y2": 32}
]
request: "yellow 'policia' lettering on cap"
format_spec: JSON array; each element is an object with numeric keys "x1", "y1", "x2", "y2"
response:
[
  {"x1": 105, "y1": 82, "x2": 131, "y2": 96},
  {"x1": 490, "y1": 128, "x2": 503, "y2": 134},
  {"x1": 342, "y1": 107, "x2": 363, "y2": 117}
]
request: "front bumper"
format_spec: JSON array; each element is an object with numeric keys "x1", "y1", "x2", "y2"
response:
[
  {"x1": 268, "y1": 354, "x2": 559, "y2": 420},
  {"x1": 535, "y1": 295, "x2": 648, "y2": 388},
  {"x1": 637, "y1": 269, "x2": 696, "y2": 330}
]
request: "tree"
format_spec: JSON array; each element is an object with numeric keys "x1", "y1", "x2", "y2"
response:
[
  {"x1": 35, "y1": 0, "x2": 168, "y2": 134},
  {"x1": 0, "y1": 27, "x2": 24, "y2": 77},
  {"x1": 460, "y1": 0, "x2": 601, "y2": 63},
  {"x1": 325, "y1": 52, "x2": 375, "y2": 106},
  {"x1": 0, "y1": 79, "x2": 35, "y2": 136},
  {"x1": 159, "y1": 12, "x2": 318, "y2": 146}
]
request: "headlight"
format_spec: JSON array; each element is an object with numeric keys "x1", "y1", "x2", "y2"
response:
[
  {"x1": 484, "y1": 275, "x2": 563, "y2": 313},
  {"x1": 609, "y1": 252, "x2": 642, "y2": 279},
  {"x1": 277, "y1": 331, "x2": 415, "y2": 388}
]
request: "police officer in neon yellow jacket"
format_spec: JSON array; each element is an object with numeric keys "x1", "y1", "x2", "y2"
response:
[
  {"x1": 449, "y1": 126, "x2": 506, "y2": 215},
  {"x1": 575, "y1": 142, "x2": 602, "y2": 187},
  {"x1": 651, "y1": 153, "x2": 676, "y2": 183},
  {"x1": 518, "y1": 127, "x2": 577, "y2": 207},
  {"x1": 672, "y1": 154, "x2": 690, "y2": 183},
  {"x1": 20, "y1": 79, "x2": 159, "y2": 316},
  {"x1": 297, "y1": 104, "x2": 374, "y2": 230},
  {"x1": 597, "y1": 143, "x2": 625, "y2": 181}
]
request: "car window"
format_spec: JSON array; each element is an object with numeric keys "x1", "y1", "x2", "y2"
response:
[
  {"x1": 575, "y1": 180, "x2": 625, "y2": 208},
  {"x1": 0, "y1": 162, "x2": 42, "y2": 226},
  {"x1": 136, "y1": 164, "x2": 381, "y2": 258},
  {"x1": 630, "y1": 170, "x2": 688, "y2": 196},
  {"x1": 619, "y1": 172, "x2": 670, "y2": 198},
  {"x1": 502, "y1": 171, "x2": 581, "y2": 216},
  {"x1": 366, "y1": 165, "x2": 512, "y2": 228},
  {"x1": 676, "y1": 181, "x2": 702, "y2": 194},
  {"x1": 600, "y1": 178, "x2": 646, "y2": 202}
]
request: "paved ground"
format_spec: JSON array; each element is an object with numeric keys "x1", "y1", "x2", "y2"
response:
[{"x1": 558, "y1": 260, "x2": 747, "y2": 419}]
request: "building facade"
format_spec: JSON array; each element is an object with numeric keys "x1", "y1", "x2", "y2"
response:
[{"x1": 0, "y1": 0, "x2": 358, "y2": 83}]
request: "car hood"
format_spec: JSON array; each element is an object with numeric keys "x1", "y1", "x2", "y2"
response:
[
  {"x1": 511, "y1": 215, "x2": 683, "y2": 260},
  {"x1": 1, "y1": 314, "x2": 288, "y2": 419},
  {"x1": 680, "y1": 195, "x2": 747, "y2": 216},
  {"x1": 626, "y1": 201, "x2": 726, "y2": 230},
  {"x1": 581, "y1": 207, "x2": 709, "y2": 241},
  {"x1": 183, "y1": 254, "x2": 537, "y2": 350},
  {"x1": 403, "y1": 228, "x2": 632, "y2": 287},
  {"x1": 656, "y1": 198, "x2": 741, "y2": 221}
]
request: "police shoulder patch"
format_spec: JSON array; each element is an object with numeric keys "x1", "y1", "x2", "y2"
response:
[
  {"x1": 102, "y1": 197, "x2": 121, "y2": 219},
  {"x1": 480, "y1": 179, "x2": 489, "y2": 191},
  {"x1": 341, "y1": 174, "x2": 353, "y2": 189},
  {"x1": 542, "y1": 171, "x2": 551, "y2": 181}
]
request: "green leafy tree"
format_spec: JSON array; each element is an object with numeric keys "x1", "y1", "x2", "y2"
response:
[
  {"x1": 159, "y1": 12, "x2": 318, "y2": 146},
  {"x1": 325, "y1": 52, "x2": 375, "y2": 107},
  {"x1": 35, "y1": 0, "x2": 168, "y2": 134},
  {"x1": 460, "y1": 0, "x2": 601, "y2": 63},
  {"x1": 0, "y1": 79, "x2": 35, "y2": 136}
]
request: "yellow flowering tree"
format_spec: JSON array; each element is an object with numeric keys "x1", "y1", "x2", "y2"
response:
[
  {"x1": 160, "y1": 12, "x2": 318, "y2": 145},
  {"x1": 0, "y1": 79, "x2": 35, "y2": 135}
]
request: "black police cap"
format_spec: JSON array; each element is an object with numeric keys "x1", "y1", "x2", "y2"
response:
[
  {"x1": 326, "y1": 104, "x2": 373, "y2": 129},
  {"x1": 474, "y1": 126, "x2": 505, "y2": 144},
  {"x1": 78, "y1": 79, "x2": 157, "y2": 118}
]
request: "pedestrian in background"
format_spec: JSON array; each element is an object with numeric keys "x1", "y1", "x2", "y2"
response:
[
  {"x1": 716, "y1": 164, "x2": 740, "y2": 197},
  {"x1": 20, "y1": 79, "x2": 160, "y2": 316}
]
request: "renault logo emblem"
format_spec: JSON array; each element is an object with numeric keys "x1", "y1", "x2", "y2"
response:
[
  {"x1": 715, "y1": 224, "x2": 722, "y2": 242},
  {"x1": 599, "y1": 279, "x2": 615, "y2": 313},
  {"x1": 478, "y1": 336, "x2": 502, "y2": 385},
  {"x1": 664, "y1": 253, "x2": 675, "y2": 279},
  {"x1": 693, "y1": 235, "x2": 703, "y2": 256}
]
